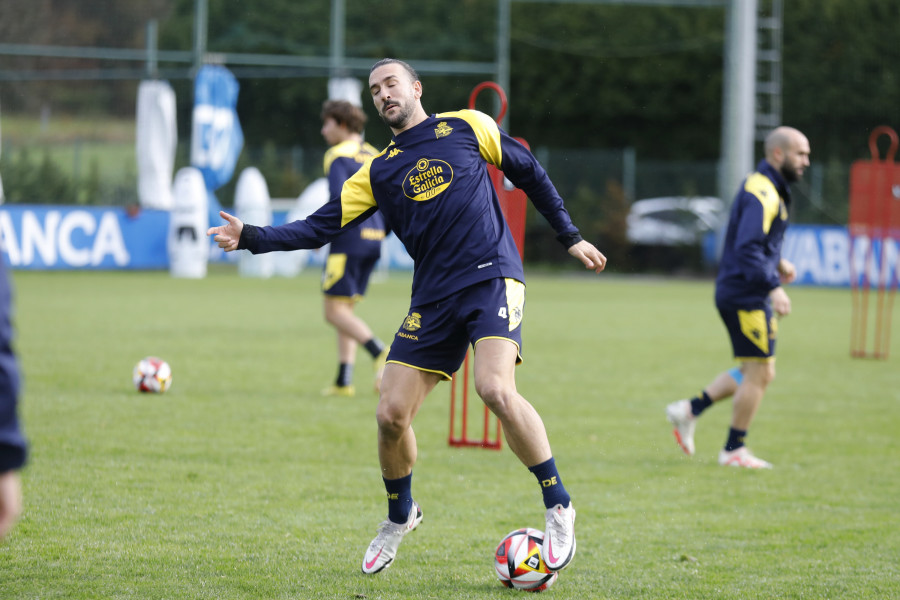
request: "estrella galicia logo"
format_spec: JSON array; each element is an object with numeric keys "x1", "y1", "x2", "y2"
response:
[
  {"x1": 403, "y1": 158, "x2": 452, "y2": 201},
  {"x1": 403, "y1": 312, "x2": 422, "y2": 332}
]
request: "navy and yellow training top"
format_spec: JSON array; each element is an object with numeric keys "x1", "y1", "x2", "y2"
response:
[
  {"x1": 715, "y1": 159, "x2": 790, "y2": 309},
  {"x1": 323, "y1": 139, "x2": 387, "y2": 256},
  {"x1": 240, "y1": 110, "x2": 581, "y2": 305},
  {"x1": 0, "y1": 259, "x2": 25, "y2": 473}
]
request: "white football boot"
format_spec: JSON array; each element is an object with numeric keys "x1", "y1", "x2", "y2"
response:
[
  {"x1": 718, "y1": 447, "x2": 772, "y2": 469},
  {"x1": 543, "y1": 503, "x2": 576, "y2": 571},
  {"x1": 666, "y1": 399, "x2": 696, "y2": 456},
  {"x1": 361, "y1": 501, "x2": 423, "y2": 574}
]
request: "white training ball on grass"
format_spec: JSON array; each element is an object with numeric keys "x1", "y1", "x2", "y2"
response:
[
  {"x1": 132, "y1": 356, "x2": 173, "y2": 393},
  {"x1": 494, "y1": 527, "x2": 558, "y2": 592}
]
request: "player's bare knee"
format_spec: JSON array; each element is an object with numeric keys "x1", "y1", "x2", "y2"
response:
[
  {"x1": 474, "y1": 379, "x2": 499, "y2": 402},
  {"x1": 764, "y1": 363, "x2": 776, "y2": 385},
  {"x1": 375, "y1": 401, "x2": 411, "y2": 439},
  {"x1": 476, "y1": 383, "x2": 516, "y2": 418},
  {"x1": 375, "y1": 411, "x2": 408, "y2": 440},
  {"x1": 745, "y1": 362, "x2": 776, "y2": 388}
]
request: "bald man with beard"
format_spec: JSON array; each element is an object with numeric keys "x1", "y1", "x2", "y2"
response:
[{"x1": 666, "y1": 126, "x2": 810, "y2": 469}]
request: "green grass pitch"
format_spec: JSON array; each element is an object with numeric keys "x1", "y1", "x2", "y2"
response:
[{"x1": 1, "y1": 268, "x2": 897, "y2": 599}]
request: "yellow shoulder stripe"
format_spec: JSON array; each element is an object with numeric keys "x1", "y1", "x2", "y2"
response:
[
  {"x1": 744, "y1": 172, "x2": 781, "y2": 234},
  {"x1": 324, "y1": 140, "x2": 379, "y2": 175},
  {"x1": 339, "y1": 158, "x2": 377, "y2": 227},
  {"x1": 436, "y1": 109, "x2": 503, "y2": 167}
]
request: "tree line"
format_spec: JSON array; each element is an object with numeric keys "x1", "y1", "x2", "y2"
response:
[{"x1": 0, "y1": 0, "x2": 896, "y2": 164}]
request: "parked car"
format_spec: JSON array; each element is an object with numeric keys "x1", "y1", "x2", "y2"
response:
[
  {"x1": 626, "y1": 196, "x2": 726, "y2": 272},
  {"x1": 626, "y1": 196, "x2": 725, "y2": 246}
]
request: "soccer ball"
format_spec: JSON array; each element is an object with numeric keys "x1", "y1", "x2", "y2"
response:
[
  {"x1": 494, "y1": 528, "x2": 558, "y2": 592},
  {"x1": 132, "y1": 357, "x2": 173, "y2": 393}
]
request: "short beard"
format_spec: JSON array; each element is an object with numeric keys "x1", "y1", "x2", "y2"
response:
[
  {"x1": 380, "y1": 102, "x2": 413, "y2": 130},
  {"x1": 781, "y1": 163, "x2": 800, "y2": 182}
]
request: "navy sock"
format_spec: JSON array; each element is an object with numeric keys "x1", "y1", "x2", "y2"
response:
[
  {"x1": 336, "y1": 363, "x2": 353, "y2": 387},
  {"x1": 363, "y1": 338, "x2": 385, "y2": 359},
  {"x1": 724, "y1": 427, "x2": 747, "y2": 452},
  {"x1": 383, "y1": 473, "x2": 413, "y2": 524},
  {"x1": 528, "y1": 457, "x2": 571, "y2": 510},
  {"x1": 690, "y1": 391, "x2": 713, "y2": 416}
]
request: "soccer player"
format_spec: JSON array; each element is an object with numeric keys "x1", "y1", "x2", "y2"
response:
[
  {"x1": 666, "y1": 126, "x2": 809, "y2": 469},
  {"x1": 209, "y1": 58, "x2": 607, "y2": 574},
  {"x1": 0, "y1": 258, "x2": 26, "y2": 541},
  {"x1": 317, "y1": 100, "x2": 390, "y2": 396}
]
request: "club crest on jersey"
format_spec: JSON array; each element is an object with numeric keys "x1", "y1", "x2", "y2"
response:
[
  {"x1": 403, "y1": 158, "x2": 453, "y2": 201},
  {"x1": 403, "y1": 312, "x2": 422, "y2": 332},
  {"x1": 434, "y1": 121, "x2": 453, "y2": 138}
]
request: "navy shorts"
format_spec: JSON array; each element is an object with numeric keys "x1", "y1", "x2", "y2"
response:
[
  {"x1": 321, "y1": 252, "x2": 380, "y2": 300},
  {"x1": 717, "y1": 303, "x2": 778, "y2": 361},
  {"x1": 387, "y1": 278, "x2": 525, "y2": 380}
]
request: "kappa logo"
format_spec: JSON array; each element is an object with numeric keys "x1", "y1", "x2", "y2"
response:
[
  {"x1": 403, "y1": 312, "x2": 422, "y2": 332},
  {"x1": 434, "y1": 121, "x2": 453, "y2": 138},
  {"x1": 387, "y1": 147, "x2": 403, "y2": 159}
]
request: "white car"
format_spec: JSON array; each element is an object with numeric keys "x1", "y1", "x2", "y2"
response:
[{"x1": 626, "y1": 196, "x2": 726, "y2": 246}]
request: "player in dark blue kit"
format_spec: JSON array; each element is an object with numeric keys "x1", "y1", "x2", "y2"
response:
[
  {"x1": 317, "y1": 100, "x2": 390, "y2": 397},
  {"x1": 210, "y1": 58, "x2": 607, "y2": 574},
  {"x1": 0, "y1": 258, "x2": 26, "y2": 541},
  {"x1": 666, "y1": 126, "x2": 809, "y2": 469}
]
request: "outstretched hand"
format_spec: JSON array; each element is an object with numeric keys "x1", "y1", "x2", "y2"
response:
[
  {"x1": 778, "y1": 258, "x2": 797, "y2": 285},
  {"x1": 207, "y1": 211, "x2": 244, "y2": 252},
  {"x1": 568, "y1": 240, "x2": 607, "y2": 274}
]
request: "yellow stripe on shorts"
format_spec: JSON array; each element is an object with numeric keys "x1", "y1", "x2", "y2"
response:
[
  {"x1": 737, "y1": 309, "x2": 769, "y2": 355},
  {"x1": 323, "y1": 253, "x2": 347, "y2": 292},
  {"x1": 504, "y1": 278, "x2": 525, "y2": 332}
]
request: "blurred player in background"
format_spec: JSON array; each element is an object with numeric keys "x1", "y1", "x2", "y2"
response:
[
  {"x1": 210, "y1": 58, "x2": 606, "y2": 575},
  {"x1": 317, "y1": 100, "x2": 390, "y2": 397},
  {"x1": 666, "y1": 126, "x2": 809, "y2": 469},
  {"x1": 0, "y1": 258, "x2": 26, "y2": 540}
]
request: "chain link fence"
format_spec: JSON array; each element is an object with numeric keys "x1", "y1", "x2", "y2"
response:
[{"x1": 0, "y1": 140, "x2": 853, "y2": 272}]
